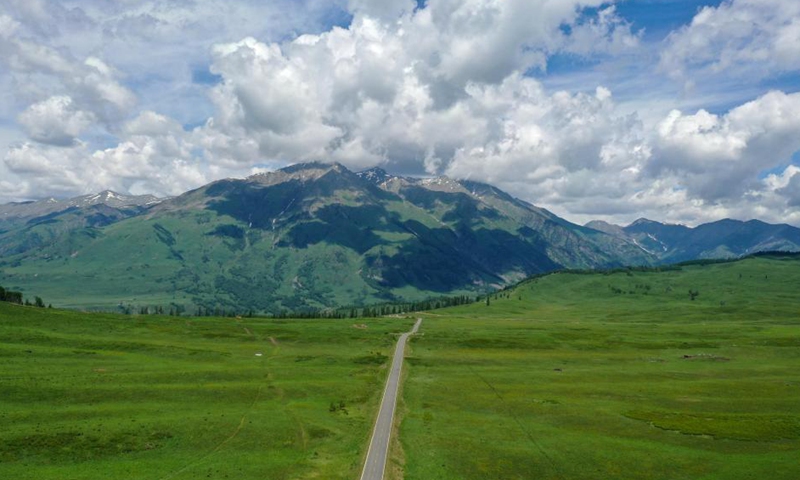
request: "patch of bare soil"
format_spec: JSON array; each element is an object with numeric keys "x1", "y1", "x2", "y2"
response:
[{"x1": 682, "y1": 353, "x2": 730, "y2": 361}]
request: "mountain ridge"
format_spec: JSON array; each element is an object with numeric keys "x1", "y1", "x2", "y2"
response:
[
  {"x1": 0, "y1": 162, "x2": 797, "y2": 312},
  {"x1": 0, "y1": 162, "x2": 647, "y2": 311},
  {"x1": 584, "y1": 217, "x2": 800, "y2": 262}
]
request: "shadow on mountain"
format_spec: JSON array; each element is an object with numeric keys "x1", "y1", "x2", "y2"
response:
[
  {"x1": 365, "y1": 220, "x2": 561, "y2": 292},
  {"x1": 280, "y1": 204, "x2": 398, "y2": 254},
  {"x1": 206, "y1": 170, "x2": 395, "y2": 231},
  {"x1": 400, "y1": 187, "x2": 500, "y2": 225},
  {"x1": 206, "y1": 180, "x2": 309, "y2": 228}
]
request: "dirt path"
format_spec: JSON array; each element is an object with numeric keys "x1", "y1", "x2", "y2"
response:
[{"x1": 157, "y1": 378, "x2": 266, "y2": 479}]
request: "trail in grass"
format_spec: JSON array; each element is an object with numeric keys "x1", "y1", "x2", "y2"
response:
[
  {"x1": 468, "y1": 365, "x2": 564, "y2": 480},
  {"x1": 157, "y1": 380, "x2": 266, "y2": 480}
]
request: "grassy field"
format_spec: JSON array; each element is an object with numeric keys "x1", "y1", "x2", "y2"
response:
[
  {"x1": 398, "y1": 255, "x2": 800, "y2": 479},
  {"x1": 2, "y1": 254, "x2": 799, "y2": 479},
  {"x1": 0, "y1": 303, "x2": 414, "y2": 479}
]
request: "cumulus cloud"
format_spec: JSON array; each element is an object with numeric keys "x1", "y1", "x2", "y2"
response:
[
  {"x1": 445, "y1": 79, "x2": 643, "y2": 181},
  {"x1": 203, "y1": 3, "x2": 639, "y2": 172},
  {"x1": 776, "y1": 166, "x2": 800, "y2": 208},
  {"x1": 0, "y1": 0, "x2": 799, "y2": 228},
  {"x1": 564, "y1": 6, "x2": 641, "y2": 56},
  {"x1": 0, "y1": 29, "x2": 136, "y2": 121},
  {"x1": 661, "y1": 0, "x2": 800, "y2": 79},
  {"x1": 208, "y1": 37, "x2": 344, "y2": 161},
  {"x1": 0, "y1": 1, "x2": 341, "y2": 202},
  {"x1": 348, "y1": 0, "x2": 416, "y2": 21},
  {"x1": 17, "y1": 96, "x2": 95, "y2": 146},
  {"x1": 4, "y1": 142, "x2": 93, "y2": 196},
  {"x1": 4, "y1": 111, "x2": 217, "y2": 198},
  {"x1": 653, "y1": 91, "x2": 800, "y2": 201}
]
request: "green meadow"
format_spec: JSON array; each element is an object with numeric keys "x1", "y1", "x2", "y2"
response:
[
  {"x1": 399, "y1": 255, "x2": 800, "y2": 479},
  {"x1": 0, "y1": 304, "x2": 414, "y2": 479},
  {"x1": 1, "y1": 254, "x2": 799, "y2": 479}
]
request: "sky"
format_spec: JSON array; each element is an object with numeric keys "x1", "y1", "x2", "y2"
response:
[{"x1": 1, "y1": 0, "x2": 799, "y2": 227}]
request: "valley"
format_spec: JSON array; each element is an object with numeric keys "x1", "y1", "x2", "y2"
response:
[
  {"x1": 2, "y1": 2, "x2": 798, "y2": 479},
  {"x1": 1, "y1": 254, "x2": 798, "y2": 479}
]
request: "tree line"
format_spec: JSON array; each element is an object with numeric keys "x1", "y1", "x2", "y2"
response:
[
  {"x1": 117, "y1": 294, "x2": 478, "y2": 319},
  {"x1": 0, "y1": 285, "x2": 48, "y2": 308},
  {"x1": 275, "y1": 294, "x2": 476, "y2": 319}
]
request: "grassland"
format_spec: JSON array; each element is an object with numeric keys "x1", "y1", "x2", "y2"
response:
[
  {"x1": 398, "y1": 255, "x2": 800, "y2": 479},
  {"x1": 2, "y1": 254, "x2": 799, "y2": 479},
  {"x1": 0, "y1": 303, "x2": 414, "y2": 479}
]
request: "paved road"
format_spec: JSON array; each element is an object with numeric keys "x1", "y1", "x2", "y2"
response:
[{"x1": 359, "y1": 318, "x2": 422, "y2": 480}]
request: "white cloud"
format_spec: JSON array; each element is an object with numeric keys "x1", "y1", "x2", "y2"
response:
[
  {"x1": 0, "y1": 0, "x2": 799, "y2": 228},
  {"x1": 0, "y1": 14, "x2": 20, "y2": 38},
  {"x1": 124, "y1": 110, "x2": 184, "y2": 137},
  {"x1": 208, "y1": 36, "x2": 343, "y2": 161},
  {"x1": 17, "y1": 96, "x2": 95, "y2": 146},
  {"x1": 4, "y1": 142, "x2": 92, "y2": 195},
  {"x1": 564, "y1": 6, "x2": 641, "y2": 56},
  {"x1": 348, "y1": 0, "x2": 416, "y2": 21},
  {"x1": 4, "y1": 112, "x2": 218, "y2": 198},
  {"x1": 653, "y1": 91, "x2": 800, "y2": 201},
  {"x1": 0, "y1": 31, "x2": 136, "y2": 121},
  {"x1": 202, "y1": 3, "x2": 639, "y2": 173},
  {"x1": 661, "y1": 0, "x2": 800, "y2": 79},
  {"x1": 776, "y1": 167, "x2": 800, "y2": 208}
]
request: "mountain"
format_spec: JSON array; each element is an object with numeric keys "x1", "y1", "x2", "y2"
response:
[
  {"x1": 0, "y1": 162, "x2": 650, "y2": 312},
  {"x1": 585, "y1": 217, "x2": 800, "y2": 262},
  {"x1": 0, "y1": 191, "x2": 163, "y2": 257},
  {"x1": 583, "y1": 220, "x2": 626, "y2": 238},
  {"x1": 0, "y1": 190, "x2": 161, "y2": 224}
]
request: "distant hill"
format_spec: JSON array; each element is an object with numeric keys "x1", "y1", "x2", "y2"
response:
[
  {"x1": 0, "y1": 163, "x2": 649, "y2": 313},
  {"x1": 0, "y1": 191, "x2": 164, "y2": 257},
  {"x1": 0, "y1": 190, "x2": 161, "y2": 226},
  {"x1": 585, "y1": 217, "x2": 800, "y2": 263}
]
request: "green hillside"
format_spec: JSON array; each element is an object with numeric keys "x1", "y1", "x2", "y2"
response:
[{"x1": 399, "y1": 253, "x2": 800, "y2": 479}]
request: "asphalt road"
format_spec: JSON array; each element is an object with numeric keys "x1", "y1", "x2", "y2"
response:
[{"x1": 359, "y1": 318, "x2": 422, "y2": 480}]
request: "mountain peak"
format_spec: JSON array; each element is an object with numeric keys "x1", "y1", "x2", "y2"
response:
[
  {"x1": 72, "y1": 190, "x2": 163, "y2": 208},
  {"x1": 418, "y1": 175, "x2": 464, "y2": 193},
  {"x1": 0, "y1": 190, "x2": 163, "y2": 223},
  {"x1": 585, "y1": 220, "x2": 626, "y2": 237},
  {"x1": 586, "y1": 220, "x2": 621, "y2": 228},
  {"x1": 356, "y1": 167, "x2": 393, "y2": 185},
  {"x1": 628, "y1": 218, "x2": 659, "y2": 227},
  {"x1": 88, "y1": 190, "x2": 122, "y2": 202},
  {"x1": 280, "y1": 161, "x2": 347, "y2": 174},
  {"x1": 246, "y1": 161, "x2": 356, "y2": 188}
]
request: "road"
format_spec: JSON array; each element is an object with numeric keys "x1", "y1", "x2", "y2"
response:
[{"x1": 359, "y1": 318, "x2": 422, "y2": 480}]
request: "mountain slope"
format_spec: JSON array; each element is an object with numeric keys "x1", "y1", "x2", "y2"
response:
[
  {"x1": 585, "y1": 217, "x2": 800, "y2": 262},
  {"x1": 0, "y1": 163, "x2": 650, "y2": 312},
  {"x1": 0, "y1": 191, "x2": 164, "y2": 257}
]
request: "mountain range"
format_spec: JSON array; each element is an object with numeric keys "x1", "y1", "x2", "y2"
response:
[
  {"x1": 0, "y1": 162, "x2": 797, "y2": 313},
  {"x1": 585, "y1": 217, "x2": 800, "y2": 263}
]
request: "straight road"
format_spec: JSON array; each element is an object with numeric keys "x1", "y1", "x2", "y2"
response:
[{"x1": 359, "y1": 318, "x2": 422, "y2": 480}]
